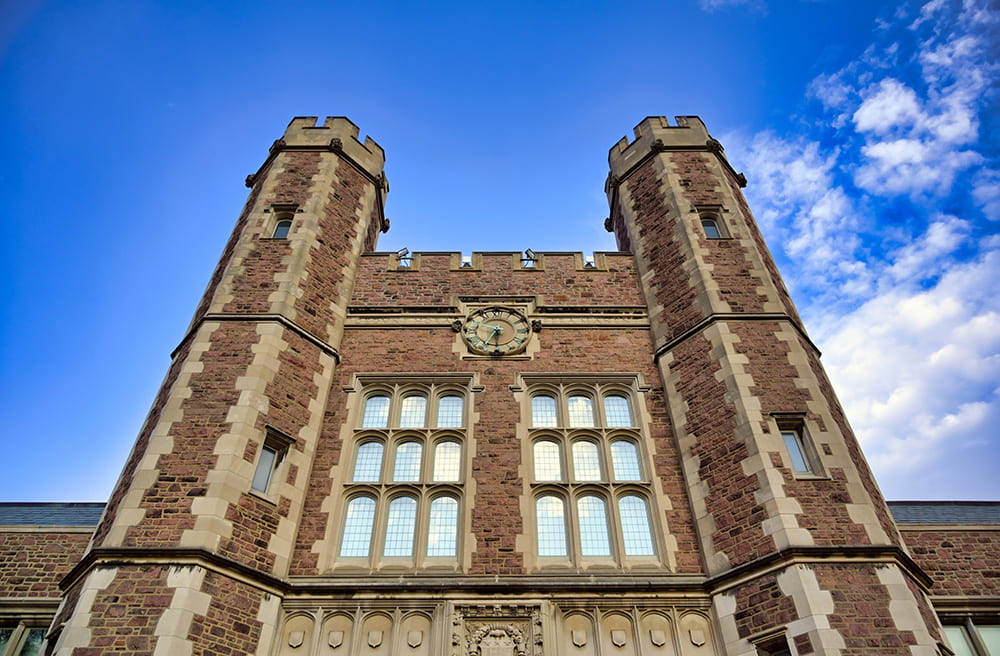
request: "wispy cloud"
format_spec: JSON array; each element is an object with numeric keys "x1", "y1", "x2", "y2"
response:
[{"x1": 731, "y1": 0, "x2": 1000, "y2": 498}]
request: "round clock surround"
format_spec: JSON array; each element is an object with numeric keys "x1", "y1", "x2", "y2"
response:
[{"x1": 461, "y1": 306, "x2": 531, "y2": 356}]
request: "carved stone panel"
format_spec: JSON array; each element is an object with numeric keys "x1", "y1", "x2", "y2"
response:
[{"x1": 452, "y1": 605, "x2": 543, "y2": 656}]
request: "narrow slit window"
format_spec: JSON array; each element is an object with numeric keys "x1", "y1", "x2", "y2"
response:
[
  {"x1": 272, "y1": 219, "x2": 292, "y2": 239},
  {"x1": 701, "y1": 218, "x2": 722, "y2": 239},
  {"x1": 339, "y1": 496, "x2": 376, "y2": 557},
  {"x1": 392, "y1": 441, "x2": 423, "y2": 482},
  {"x1": 536, "y1": 495, "x2": 568, "y2": 556},
  {"x1": 782, "y1": 429, "x2": 812, "y2": 474},
  {"x1": 383, "y1": 496, "x2": 417, "y2": 557},
  {"x1": 251, "y1": 443, "x2": 280, "y2": 493},
  {"x1": 362, "y1": 396, "x2": 390, "y2": 428},
  {"x1": 427, "y1": 496, "x2": 458, "y2": 557}
]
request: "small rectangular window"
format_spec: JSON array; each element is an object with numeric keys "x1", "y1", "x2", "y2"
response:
[
  {"x1": 773, "y1": 415, "x2": 822, "y2": 477},
  {"x1": 251, "y1": 430, "x2": 294, "y2": 495}
]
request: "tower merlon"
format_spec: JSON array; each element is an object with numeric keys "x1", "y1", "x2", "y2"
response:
[
  {"x1": 608, "y1": 115, "x2": 715, "y2": 179},
  {"x1": 278, "y1": 115, "x2": 386, "y2": 180}
]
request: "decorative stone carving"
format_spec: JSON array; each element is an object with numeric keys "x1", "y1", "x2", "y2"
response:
[
  {"x1": 453, "y1": 605, "x2": 542, "y2": 656},
  {"x1": 327, "y1": 631, "x2": 343, "y2": 648}
]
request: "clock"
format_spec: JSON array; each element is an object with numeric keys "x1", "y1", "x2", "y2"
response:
[{"x1": 461, "y1": 306, "x2": 531, "y2": 356}]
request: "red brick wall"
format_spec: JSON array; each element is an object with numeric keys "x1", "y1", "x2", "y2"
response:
[
  {"x1": 187, "y1": 572, "x2": 264, "y2": 656},
  {"x1": 902, "y1": 526, "x2": 1000, "y2": 597},
  {"x1": 731, "y1": 574, "x2": 798, "y2": 640},
  {"x1": 289, "y1": 322, "x2": 702, "y2": 576},
  {"x1": 0, "y1": 530, "x2": 91, "y2": 597},
  {"x1": 76, "y1": 566, "x2": 172, "y2": 654},
  {"x1": 350, "y1": 252, "x2": 643, "y2": 307}
]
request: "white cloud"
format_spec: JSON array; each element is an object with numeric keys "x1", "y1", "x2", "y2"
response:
[
  {"x1": 696, "y1": 0, "x2": 765, "y2": 11},
  {"x1": 973, "y1": 169, "x2": 1000, "y2": 221},
  {"x1": 853, "y1": 79, "x2": 923, "y2": 134}
]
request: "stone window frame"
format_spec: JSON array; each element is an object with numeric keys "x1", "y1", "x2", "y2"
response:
[
  {"x1": 771, "y1": 413, "x2": 826, "y2": 479},
  {"x1": 942, "y1": 617, "x2": 1000, "y2": 656},
  {"x1": 693, "y1": 205, "x2": 732, "y2": 240},
  {"x1": 333, "y1": 376, "x2": 474, "y2": 571},
  {"x1": 250, "y1": 427, "x2": 296, "y2": 500},
  {"x1": 0, "y1": 620, "x2": 47, "y2": 656},
  {"x1": 519, "y1": 375, "x2": 667, "y2": 571},
  {"x1": 264, "y1": 203, "x2": 299, "y2": 240}
]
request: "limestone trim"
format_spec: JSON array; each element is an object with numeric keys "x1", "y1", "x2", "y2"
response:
[
  {"x1": 653, "y1": 313, "x2": 819, "y2": 362},
  {"x1": 703, "y1": 544, "x2": 933, "y2": 594},
  {"x1": 51, "y1": 566, "x2": 118, "y2": 656},
  {"x1": 151, "y1": 565, "x2": 212, "y2": 656},
  {"x1": 172, "y1": 313, "x2": 340, "y2": 360},
  {"x1": 876, "y1": 565, "x2": 945, "y2": 656}
]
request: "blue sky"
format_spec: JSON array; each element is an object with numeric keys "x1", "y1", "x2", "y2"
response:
[{"x1": 0, "y1": 0, "x2": 996, "y2": 502}]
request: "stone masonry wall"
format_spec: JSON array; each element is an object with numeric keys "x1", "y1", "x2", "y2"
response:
[
  {"x1": 902, "y1": 526, "x2": 1000, "y2": 597},
  {"x1": 0, "y1": 530, "x2": 91, "y2": 597}
]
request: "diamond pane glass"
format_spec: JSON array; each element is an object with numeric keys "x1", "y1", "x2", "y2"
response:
[
  {"x1": 432, "y1": 441, "x2": 461, "y2": 482},
  {"x1": 392, "y1": 442, "x2": 422, "y2": 482},
  {"x1": 339, "y1": 496, "x2": 376, "y2": 557},
  {"x1": 619, "y1": 495, "x2": 655, "y2": 556},
  {"x1": 577, "y1": 495, "x2": 611, "y2": 557},
  {"x1": 17, "y1": 629, "x2": 45, "y2": 656},
  {"x1": 436, "y1": 395, "x2": 464, "y2": 427},
  {"x1": 533, "y1": 440, "x2": 562, "y2": 481},
  {"x1": 603, "y1": 395, "x2": 633, "y2": 427},
  {"x1": 536, "y1": 496, "x2": 568, "y2": 556},
  {"x1": 572, "y1": 441, "x2": 602, "y2": 481},
  {"x1": 567, "y1": 396, "x2": 595, "y2": 427},
  {"x1": 352, "y1": 442, "x2": 383, "y2": 482},
  {"x1": 0, "y1": 630, "x2": 12, "y2": 652},
  {"x1": 531, "y1": 396, "x2": 558, "y2": 427},
  {"x1": 399, "y1": 396, "x2": 427, "y2": 428},
  {"x1": 427, "y1": 496, "x2": 458, "y2": 557},
  {"x1": 383, "y1": 496, "x2": 417, "y2": 557},
  {"x1": 362, "y1": 396, "x2": 390, "y2": 428},
  {"x1": 610, "y1": 440, "x2": 642, "y2": 481}
]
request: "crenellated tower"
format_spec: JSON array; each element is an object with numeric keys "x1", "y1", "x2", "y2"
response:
[
  {"x1": 51, "y1": 117, "x2": 387, "y2": 655},
  {"x1": 606, "y1": 116, "x2": 943, "y2": 655}
]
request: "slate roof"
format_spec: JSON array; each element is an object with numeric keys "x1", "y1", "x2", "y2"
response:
[
  {"x1": 0, "y1": 502, "x2": 105, "y2": 526},
  {"x1": 888, "y1": 501, "x2": 1000, "y2": 525}
]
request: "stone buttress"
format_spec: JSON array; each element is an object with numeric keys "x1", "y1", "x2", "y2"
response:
[
  {"x1": 606, "y1": 116, "x2": 945, "y2": 656},
  {"x1": 51, "y1": 117, "x2": 387, "y2": 655}
]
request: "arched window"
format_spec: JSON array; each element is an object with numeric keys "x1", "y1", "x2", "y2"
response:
[
  {"x1": 603, "y1": 395, "x2": 633, "y2": 427},
  {"x1": 432, "y1": 441, "x2": 461, "y2": 482},
  {"x1": 272, "y1": 219, "x2": 292, "y2": 239},
  {"x1": 383, "y1": 496, "x2": 417, "y2": 557},
  {"x1": 427, "y1": 496, "x2": 458, "y2": 557},
  {"x1": 536, "y1": 495, "x2": 568, "y2": 557},
  {"x1": 610, "y1": 440, "x2": 641, "y2": 481},
  {"x1": 533, "y1": 440, "x2": 563, "y2": 481},
  {"x1": 392, "y1": 442, "x2": 422, "y2": 482},
  {"x1": 567, "y1": 395, "x2": 595, "y2": 427},
  {"x1": 577, "y1": 495, "x2": 611, "y2": 557},
  {"x1": 701, "y1": 218, "x2": 722, "y2": 239},
  {"x1": 436, "y1": 395, "x2": 464, "y2": 427},
  {"x1": 571, "y1": 441, "x2": 602, "y2": 481},
  {"x1": 339, "y1": 496, "x2": 376, "y2": 557},
  {"x1": 398, "y1": 395, "x2": 427, "y2": 428},
  {"x1": 362, "y1": 395, "x2": 390, "y2": 428},
  {"x1": 618, "y1": 495, "x2": 655, "y2": 556},
  {"x1": 531, "y1": 395, "x2": 558, "y2": 427},
  {"x1": 352, "y1": 441, "x2": 384, "y2": 482}
]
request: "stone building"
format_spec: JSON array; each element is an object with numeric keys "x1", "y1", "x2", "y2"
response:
[{"x1": 1, "y1": 116, "x2": 997, "y2": 655}]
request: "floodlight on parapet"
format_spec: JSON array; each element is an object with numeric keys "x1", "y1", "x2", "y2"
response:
[
  {"x1": 396, "y1": 247, "x2": 412, "y2": 268},
  {"x1": 522, "y1": 249, "x2": 538, "y2": 268}
]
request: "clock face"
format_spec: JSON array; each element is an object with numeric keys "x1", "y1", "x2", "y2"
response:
[{"x1": 462, "y1": 307, "x2": 531, "y2": 356}]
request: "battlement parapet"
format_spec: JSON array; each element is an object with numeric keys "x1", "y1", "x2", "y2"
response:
[
  {"x1": 363, "y1": 250, "x2": 634, "y2": 273},
  {"x1": 608, "y1": 116, "x2": 714, "y2": 179},
  {"x1": 279, "y1": 116, "x2": 385, "y2": 179}
]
